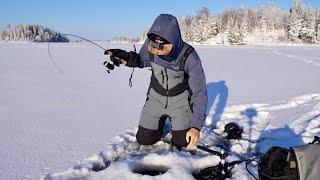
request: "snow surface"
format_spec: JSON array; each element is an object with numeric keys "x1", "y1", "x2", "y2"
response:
[{"x1": 0, "y1": 42, "x2": 319, "y2": 179}]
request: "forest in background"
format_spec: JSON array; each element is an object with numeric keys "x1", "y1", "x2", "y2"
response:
[
  {"x1": 0, "y1": 24, "x2": 69, "y2": 42},
  {"x1": 1, "y1": 0, "x2": 319, "y2": 45},
  {"x1": 135, "y1": 0, "x2": 320, "y2": 45}
]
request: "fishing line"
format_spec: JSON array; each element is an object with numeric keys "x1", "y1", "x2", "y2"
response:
[
  {"x1": 128, "y1": 44, "x2": 137, "y2": 87},
  {"x1": 47, "y1": 33, "x2": 107, "y2": 74},
  {"x1": 47, "y1": 42, "x2": 64, "y2": 74},
  {"x1": 47, "y1": 33, "x2": 136, "y2": 87}
]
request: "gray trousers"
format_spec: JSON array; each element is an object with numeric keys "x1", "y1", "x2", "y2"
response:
[
  {"x1": 136, "y1": 88, "x2": 193, "y2": 148},
  {"x1": 139, "y1": 88, "x2": 192, "y2": 131}
]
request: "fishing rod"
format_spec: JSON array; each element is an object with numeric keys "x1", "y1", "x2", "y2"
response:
[
  {"x1": 62, "y1": 33, "x2": 117, "y2": 73},
  {"x1": 47, "y1": 33, "x2": 116, "y2": 73},
  {"x1": 47, "y1": 33, "x2": 136, "y2": 86},
  {"x1": 61, "y1": 33, "x2": 107, "y2": 51},
  {"x1": 61, "y1": 33, "x2": 131, "y2": 74}
]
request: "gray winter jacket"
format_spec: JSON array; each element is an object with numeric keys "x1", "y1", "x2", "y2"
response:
[{"x1": 128, "y1": 14, "x2": 207, "y2": 130}]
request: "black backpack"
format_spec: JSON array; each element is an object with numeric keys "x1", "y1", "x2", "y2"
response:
[
  {"x1": 258, "y1": 146, "x2": 299, "y2": 180},
  {"x1": 258, "y1": 136, "x2": 320, "y2": 180}
]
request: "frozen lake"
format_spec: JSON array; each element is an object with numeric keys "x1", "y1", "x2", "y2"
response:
[{"x1": 0, "y1": 43, "x2": 319, "y2": 179}]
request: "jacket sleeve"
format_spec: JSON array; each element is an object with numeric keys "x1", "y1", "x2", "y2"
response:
[
  {"x1": 184, "y1": 50, "x2": 208, "y2": 130},
  {"x1": 126, "y1": 51, "x2": 143, "y2": 68},
  {"x1": 138, "y1": 40, "x2": 151, "y2": 68},
  {"x1": 126, "y1": 40, "x2": 151, "y2": 68}
]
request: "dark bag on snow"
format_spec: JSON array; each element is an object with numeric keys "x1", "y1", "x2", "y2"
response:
[{"x1": 258, "y1": 136, "x2": 320, "y2": 180}]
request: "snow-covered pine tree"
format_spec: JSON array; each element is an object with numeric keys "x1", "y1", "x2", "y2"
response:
[
  {"x1": 300, "y1": 5, "x2": 316, "y2": 43},
  {"x1": 234, "y1": 20, "x2": 244, "y2": 44},
  {"x1": 209, "y1": 14, "x2": 219, "y2": 37},
  {"x1": 273, "y1": 5, "x2": 288, "y2": 31},
  {"x1": 218, "y1": 12, "x2": 227, "y2": 33},
  {"x1": 288, "y1": 0, "x2": 304, "y2": 42},
  {"x1": 260, "y1": 15, "x2": 268, "y2": 33},
  {"x1": 2, "y1": 24, "x2": 14, "y2": 41},
  {"x1": 179, "y1": 16, "x2": 193, "y2": 42},
  {"x1": 190, "y1": 17, "x2": 200, "y2": 42},
  {"x1": 317, "y1": 23, "x2": 320, "y2": 42},
  {"x1": 225, "y1": 17, "x2": 233, "y2": 44},
  {"x1": 198, "y1": 7, "x2": 209, "y2": 41},
  {"x1": 226, "y1": 17, "x2": 244, "y2": 45},
  {"x1": 241, "y1": 9, "x2": 250, "y2": 36},
  {"x1": 179, "y1": 19, "x2": 187, "y2": 41},
  {"x1": 315, "y1": 9, "x2": 320, "y2": 42},
  {"x1": 25, "y1": 26, "x2": 30, "y2": 41},
  {"x1": 190, "y1": 7, "x2": 214, "y2": 43},
  {"x1": 211, "y1": 18, "x2": 219, "y2": 37},
  {"x1": 263, "y1": 2, "x2": 283, "y2": 31}
]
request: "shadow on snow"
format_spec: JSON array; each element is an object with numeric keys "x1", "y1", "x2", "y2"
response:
[{"x1": 206, "y1": 81, "x2": 229, "y2": 129}]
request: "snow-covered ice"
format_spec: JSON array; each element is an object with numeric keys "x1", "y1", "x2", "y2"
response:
[
  {"x1": 0, "y1": 42, "x2": 319, "y2": 179},
  {"x1": 45, "y1": 93, "x2": 320, "y2": 180}
]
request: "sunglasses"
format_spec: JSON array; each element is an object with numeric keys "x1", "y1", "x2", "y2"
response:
[{"x1": 147, "y1": 34, "x2": 170, "y2": 50}]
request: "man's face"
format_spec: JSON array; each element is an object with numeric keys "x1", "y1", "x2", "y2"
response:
[
  {"x1": 147, "y1": 34, "x2": 172, "y2": 56},
  {"x1": 148, "y1": 43, "x2": 173, "y2": 56}
]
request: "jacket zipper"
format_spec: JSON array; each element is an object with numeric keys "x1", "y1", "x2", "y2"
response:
[
  {"x1": 164, "y1": 68, "x2": 169, "y2": 109},
  {"x1": 161, "y1": 70, "x2": 164, "y2": 84}
]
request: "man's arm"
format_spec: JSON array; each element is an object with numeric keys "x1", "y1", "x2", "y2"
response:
[
  {"x1": 184, "y1": 50, "x2": 207, "y2": 149},
  {"x1": 105, "y1": 41, "x2": 151, "y2": 68},
  {"x1": 104, "y1": 49, "x2": 144, "y2": 68},
  {"x1": 185, "y1": 50, "x2": 208, "y2": 131}
]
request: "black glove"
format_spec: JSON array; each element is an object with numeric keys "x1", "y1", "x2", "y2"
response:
[{"x1": 104, "y1": 49, "x2": 130, "y2": 66}]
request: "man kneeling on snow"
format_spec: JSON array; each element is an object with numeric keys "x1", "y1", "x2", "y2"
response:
[{"x1": 105, "y1": 14, "x2": 207, "y2": 150}]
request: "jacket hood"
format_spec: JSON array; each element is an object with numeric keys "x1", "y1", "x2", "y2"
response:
[{"x1": 147, "y1": 14, "x2": 184, "y2": 59}]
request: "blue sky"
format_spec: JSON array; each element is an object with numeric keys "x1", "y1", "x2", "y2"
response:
[{"x1": 1, "y1": 0, "x2": 319, "y2": 40}]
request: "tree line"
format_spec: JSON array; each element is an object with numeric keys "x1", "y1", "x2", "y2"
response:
[
  {"x1": 0, "y1": 24, "x2": 69, "y2": 42},
  {"x1": 1, "y1": 0, "x2": 319, "y2": 44},
  {"x1": 140, "y1": 0, "x2": 320, "y2": 45}
]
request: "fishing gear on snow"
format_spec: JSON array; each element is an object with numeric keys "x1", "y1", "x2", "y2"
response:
[
  {"x1": 258, "y1": 136, "x2": 320, "y2": 180},
  {"x1": 193, "y1": 158, "x2": 258, "y2": 180},
  {"x1": 192, "y1": 135, "x2": 320, "y2": 180},
  {"x1": 223, "y1": 122, "x2": 243, "y2": 140},
  {"x1": 189, "y1": 140, "x2": 259, "y2": 180},
  {"x1": 192, "y1": 124, "x2": 320, "y2": 180}
]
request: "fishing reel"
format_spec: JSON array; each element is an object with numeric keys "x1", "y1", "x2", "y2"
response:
[
  {"x1": 102, "y1": 50, "x2": 121, "y2": 73},
  {"x1": 102, "y1": 61, "x2": 115, "y2": 73},
  {"x1": 102, "y1": 45, "x2": 137, "y2": 87}
]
